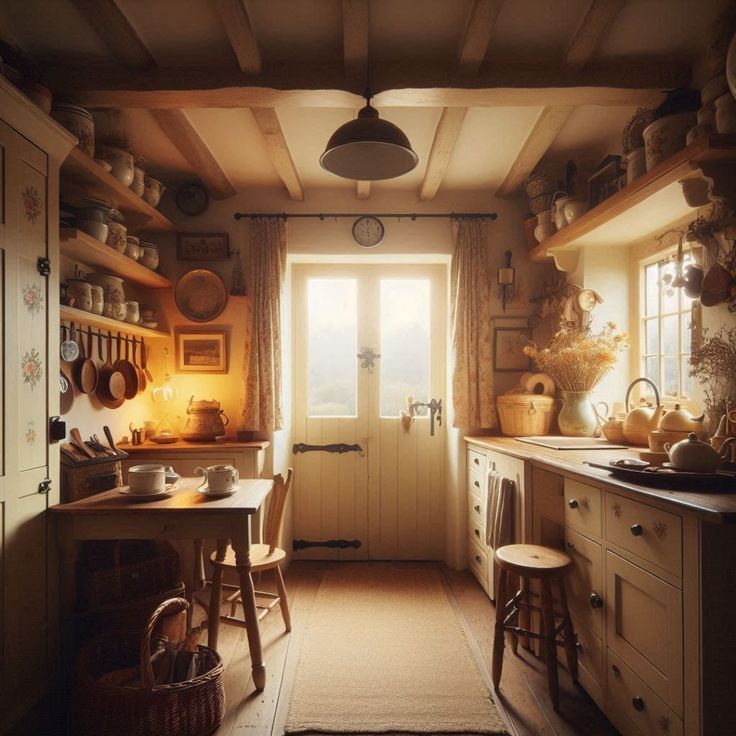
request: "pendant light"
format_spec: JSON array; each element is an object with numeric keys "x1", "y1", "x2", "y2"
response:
[{"x1": 320, "y1": 92, "x2": 418, "y2": 181}]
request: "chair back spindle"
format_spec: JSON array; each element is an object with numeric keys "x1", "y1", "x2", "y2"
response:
[{"x1": 264, "y1": 468, "x2": 293, "y2": 554}]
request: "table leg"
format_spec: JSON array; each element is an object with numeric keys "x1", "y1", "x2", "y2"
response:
[
  {"x1": 232, "y1": 527, "x2": 266, "y2": 690},
  {"x1": 208, "y1": 539, "x2": 228, "y2": 651},
  {"x1": 193, "y1": 538, "x2": 206, "y2": 590}
]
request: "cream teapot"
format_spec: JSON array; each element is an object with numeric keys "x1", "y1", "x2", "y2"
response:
[
  {"x1": 664, "y1": 433, "x2": 736, "y2": 473},
  {"x1": 658, "y1": 403, "x2": 706, "y2": 439},
  {"x1": 622, "y1": 378, "x2": 665, "y2": 446}
]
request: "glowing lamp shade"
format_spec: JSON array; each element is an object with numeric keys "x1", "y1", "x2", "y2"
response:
[{"x1": 320, "y1": 103, "x2": 418, "y2": 181}]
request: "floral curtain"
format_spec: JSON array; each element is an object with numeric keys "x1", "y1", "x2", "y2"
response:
[
  {"x1": 450, "y1": 219, "x2": 497, "y2": 429},
  {"x1": 242, "y1": 217, "x2": 287, "y2": 432}
]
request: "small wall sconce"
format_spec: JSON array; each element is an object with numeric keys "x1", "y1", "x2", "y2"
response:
[{"x1": 498, "y1": 249, "x2": 515, "y2": 312}]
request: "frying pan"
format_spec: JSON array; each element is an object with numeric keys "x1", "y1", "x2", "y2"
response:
[
  {"x1": 114, "y1": 333, "x2": 139, "y2": 400},
  {"x1": 60, "y1": 368, "x2": 74, "y2": 415},
  {"x1": 133, "y1": 338, "x2": 147, "y2": 393},
  {"x1": 61, "y1": 323, "x2": 80, "y2": 363},
  {"x1": 73, "y1": 326, "x2": 98, "y2": 394},
  {"x1": 96, "y1": 331, "x2": 125, "y2": 408},
  {"x1": 142, "y1": 338, "x2": 153, "y2": 383}
]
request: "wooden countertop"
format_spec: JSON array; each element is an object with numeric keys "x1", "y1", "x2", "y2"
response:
[
  {"x1": 465, "y1": 435, "x2": 736, "y2": 523},
  {"x1": 122, "y1": 440, "x2": 270, "y2": 452}
]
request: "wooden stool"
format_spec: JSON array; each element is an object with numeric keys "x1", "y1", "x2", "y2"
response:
[{"x1": 492, "y1": 544, "x2": 577, "y2": 711}]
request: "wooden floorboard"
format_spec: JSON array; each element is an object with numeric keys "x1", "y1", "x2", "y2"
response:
[{"x1": 208, "y1": 561, "x2": 618, "y2": 736}]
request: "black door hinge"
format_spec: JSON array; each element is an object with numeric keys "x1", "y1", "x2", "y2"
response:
[
  {"x1": 49, "y1": 416, "x2": 66, "y2": 443},
  {"x1": 37, "y1": 257, "x2": 51, "y2": 276},
  {"x1": 38, "y1": 478, "x2": 51, "y2": 494}
]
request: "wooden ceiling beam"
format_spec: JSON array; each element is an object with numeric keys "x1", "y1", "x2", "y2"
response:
[
  {"x1": 342, "y1": 0, "x2": 369, "y2": 90},
  {"x1": 250, "y1": 108, "x2": 304, "y2": 201},
  {"x1": 214, "y1": 0, "x2": 262, "y2": 74},
  {"x1": 49, "y1": 59, "x2": 686, "y2": 110},
  {"x1": 419, "y1": 108, "x2": 467, "y2": 201},
  {"x1": 150, "y1": 110, "x2": 236, "y2": 200},
  {"x1": 457, "y1": 0, "x2": 505, "y2": 75},
  {"x1": 69, "y1": 0, "x2": 155, "y2": 71},
  {"x1": 564, "y1": 0, "x2": 626, "y2": 70},
  {"x1": 356, "y1": 180, "x2": 371, "y2": 200}
]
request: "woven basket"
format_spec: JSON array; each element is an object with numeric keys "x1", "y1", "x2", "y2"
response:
[
  {"x1": 73, "y1": 598, "x2": 225, "y2": 736},
  {"x1": 61, "y1": 456, "x2": 123, "y2": 503},
  {"x1": 497, "y1": 394, "x2": 555, "y2": 436}
]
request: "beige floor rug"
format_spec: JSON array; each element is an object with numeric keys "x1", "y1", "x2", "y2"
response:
[{"x1": 285, "y1": 564, "x2": 509, "y2": 734}]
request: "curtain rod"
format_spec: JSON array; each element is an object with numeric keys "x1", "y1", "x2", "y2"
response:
[{"x1": 233, "y1": 211, "x2": 497, "y2": 221}]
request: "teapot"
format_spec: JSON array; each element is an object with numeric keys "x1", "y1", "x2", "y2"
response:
[
  {"x1": 622, "y1": 377, "x2": 665, "y2": 446},
  {"x1": 664, "y1": 433, "x2": 736, "y2": 473},
  {"x1": 181, "y1": 396, "x2": 229, "y2": 441},
  {"x1": 658, "y1": 403, "x2": 707, "y2": 439}
]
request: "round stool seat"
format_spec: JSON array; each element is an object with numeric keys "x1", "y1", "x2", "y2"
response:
[{"x1": 495, "y1": 544, "x2": 572, "y2": 578}]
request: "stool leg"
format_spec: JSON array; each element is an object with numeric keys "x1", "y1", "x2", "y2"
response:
[
  {"x1": 519, "y1": 576, "x2": 531, "y2": 651},
  {"x1": 508, "y1": 571, "x2": 519, "y2": 654},
  {"x1": 540, "y1": 579, "x2": 560, "y2": 710},
  {"x1": 557, "y1": 579, "x2": 578, "y2": 685},
  {"x1": 492, "y1": 567, "x2": 509, "y2": 692}
]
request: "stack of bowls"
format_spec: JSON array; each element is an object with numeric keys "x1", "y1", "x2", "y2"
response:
[
  {"x1": 105, "y1": 208, "x2": 127, "y2": 253},
  {"x1": 77, "y1": 198, "x2": 112, "y2": 243},
  {"x1": 51, "y1": 103, "x2": 95, "y2": 158},
  {"x1": 524, "y1": 171, "x2": 553, "y2": 215}
]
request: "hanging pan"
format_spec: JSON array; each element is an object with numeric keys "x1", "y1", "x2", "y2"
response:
[
  {"x1": 133, "y1": 338, "x2": 147, "y2": 393},
  {"x1": 73, "y1": 326, "x2": 98, "y2": 394},
  {"x1": 114, "y1": 333, "x2": 139, "y2": 400},
  {"x1": 60, "y1": 368, "x2": 74, "y2": 415},
  {"x1": 96, "y1": 331, "x2": 125, "y2": 409}
]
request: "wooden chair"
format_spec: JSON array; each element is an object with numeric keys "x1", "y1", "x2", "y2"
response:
[
  {"x1": 196, "y1": 469, "x2": 293, "y2": 650},
  {"x1": 491, "y1": 543, "x2": 577, "y2": 711}
]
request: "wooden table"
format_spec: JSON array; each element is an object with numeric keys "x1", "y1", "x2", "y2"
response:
[{"x1": 49, "y1": 477, "x2": 274, "y2": 690}]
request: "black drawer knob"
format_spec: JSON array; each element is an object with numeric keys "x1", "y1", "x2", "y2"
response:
[
  {"x1": 568, "y1": 498, "x2": 579, "y2": 509},
  {"x1": 473, "y1": 504, "x2": 481, "y2": 513},
  {"x1": 630, "y1": 523, "x2": 643, "y2": 537},
  {"x1": 473, "y1": 458, "x2": 480, "y2": 465},
  {"x1": 474, "y1": 480, "x2": 480, "y2": 488},
  {"x1": 590, "y1": 592, "x2": 603, "y2": 608},
  {"x1": 632, "y1": 696, "x2": 645, "y2": 712},
  {"x1": 474, "y1": 528, "x2": 480, "y2": 537}
]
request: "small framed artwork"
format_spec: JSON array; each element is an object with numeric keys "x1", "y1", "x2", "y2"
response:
[
  {"x1": 178, "y1": 232, "x2": 230, "y2": 261},
  {"x1": 176, "y1": 330, "x2": 227, "y2": 373},
  {"x1": 494, "y1": 327, "x2": 531, "y2": 372}
]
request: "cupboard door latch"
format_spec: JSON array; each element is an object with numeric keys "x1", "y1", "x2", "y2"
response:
[
  {"x1": 38, "y1": 478, "x2": 52, "y2": 494},
  {"x1": 37, "y1": 257, "x2": 51, "y2": 277}
]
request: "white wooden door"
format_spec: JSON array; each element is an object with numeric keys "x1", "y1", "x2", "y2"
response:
[{"x1": 292, "y1": 263, "x2": 446, "y2": 560}]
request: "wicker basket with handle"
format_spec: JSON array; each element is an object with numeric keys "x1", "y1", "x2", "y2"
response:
[
  {"x1": 496, "y1": 393, "x2": 556, "y2": 436},
  {"x1": 73, "y1": 597, "x2": 225, "y2": 736}
]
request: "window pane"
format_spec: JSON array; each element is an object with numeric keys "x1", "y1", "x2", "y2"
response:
[
  {"x1": 662, "y1": 314, "x2": 678, "y2": 355},
  {"x1": 661, "y1": 262, "x2": 678, "y2": 313},
  {"x1": 681, "y1": 311, "x2": 692, "y2": 353},
  {"x1": 380, "y1": 279, "x2": 430, "y2": 417},
  {"x1": 645, "y1": 356, "x2": 659, "y2": 389},
  {"x1": 645, "y1": 263, "x2": 658, "y2": 316},
  {"x1": 645, "y1": 319, "x2": 659, "y2": 355},
  {"x1": 663, "y1": 355, "x2": 678, "y2": 396},
  {"x1": 307, "y1": 279, "x2": 357, "y2": 416},
  {"x1": 681, "y1": 357, "x2": 692, "y2": 397}
]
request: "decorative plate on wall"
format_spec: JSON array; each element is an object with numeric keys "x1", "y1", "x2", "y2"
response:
[{"x1": 175, "y1": 269, "x2": 228, "y2": 322}]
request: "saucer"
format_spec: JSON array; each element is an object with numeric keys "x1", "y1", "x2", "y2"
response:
[
  {"x1": 117, "y1": 485, "x2": 171, "y2": 501},
  {"x1": 196, "y1": 483, "x2": 239, "y2": 498}
]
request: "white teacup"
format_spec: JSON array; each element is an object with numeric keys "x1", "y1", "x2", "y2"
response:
[
  {"x1": 195, "y1": 464, "x2": 239, "y2": 493},
  {"x1": 128, "y1": 464, "x2": 165, "y2": 494}
]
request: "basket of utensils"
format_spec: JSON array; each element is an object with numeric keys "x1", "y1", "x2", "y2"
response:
[{"x1": 73, "y1": 597, "x2": 225, "y2": 736}]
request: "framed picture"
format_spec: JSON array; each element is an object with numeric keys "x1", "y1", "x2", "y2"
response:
[
  {"x1": 177, "y1": 232, "x2": 230, "y2": 261},
  {"x1": 176, "y1": 330, "x2": 227, "y2": 373},
  {"x1": 588, "y1": 155, "x2": 624, "y2": 208},
  {"x1": 494, "y1": 327, "x2": 531, "y2": 372}
]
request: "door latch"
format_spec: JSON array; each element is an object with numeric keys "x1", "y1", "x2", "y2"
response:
[
  {"x1": 38, "y1": 478, "x2": 51, "y2": 494},
  {"x1": 37, "y1": 257, "x2": 51, "y2": 276},
  {"x1": 49, "y1": 416, "x2": 66, "y2": 443},
  {"x1": 408, "y1": 398, "x2": 443, "y2": 436}
]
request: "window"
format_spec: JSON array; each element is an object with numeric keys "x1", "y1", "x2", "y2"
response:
[{"x1": 641, "y1": 255, "x2": 695, "y2": 400}]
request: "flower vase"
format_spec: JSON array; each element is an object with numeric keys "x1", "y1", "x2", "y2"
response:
[{"x1": 558, "y1": 390, "x2": 599, "y2": 436}]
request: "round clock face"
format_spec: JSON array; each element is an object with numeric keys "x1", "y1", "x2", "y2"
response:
[
  {"x1": 352, "y1": 216, "x2": 384, "y2": 248},
  {"x1": 175, "y1": 182, "x2": 209, "y2": 216}
]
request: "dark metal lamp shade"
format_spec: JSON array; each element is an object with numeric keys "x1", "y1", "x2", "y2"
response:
[{"x1": 320, "y1": 103, "x2": 418, "y2": 181}]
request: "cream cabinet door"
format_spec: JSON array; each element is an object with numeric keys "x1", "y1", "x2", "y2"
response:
[
  {"x1": 532, "y1": 466, "x2": 564, "y2": 550},
  {"x1": 566, "y1": 527, "x2": 604, "y2": 639}
]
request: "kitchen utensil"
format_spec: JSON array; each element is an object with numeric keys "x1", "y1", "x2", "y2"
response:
[
  {"x1": 61, "y1": 443, "x2": 87, "y2": 462},
  {"x1": 622, "y1": 377, "x2": 664, "y2": 446},
  {"x1": 60, "y1": 369, "x2": 74, "y2": 415},
  {"x1": 175, "y1": 270, "x2": 228, "y2": 322},
  {"x1": 194, "y1": 464, "x2": 239, "y2": 494},
  {"x1": 103, "y1": 425, "x2": 118, "y2": 454},
  {"x1": 142, "y1": 339, "x2": 153, "y2": 382},
  {"x1": 115, "y1": 334, "x2": 139, "y2": 400},
  {"x1": 70, "y1": 427, "x2": 96, "y2": 459},
  {"x1": 181, "y1": 396, "x2": 229, "y2": 441},
  {"x1": 74, "y1": 326, "x2": 98, "y2": 394},
  {"x1": 700, "y1": 262, "x2": 733, "y2": 307},
  {"x1": 664, "y1": 433, "x2": 736, "y2": 473},
  {"x1": 133, "y1": 338, "x2": 147, "y2": 393},
  {"x1": 61, "y1": 324, "x2": 80, "y2": 362},
  {"x1": 97, "y1": 331, "x2": 125, "y2": 407}
]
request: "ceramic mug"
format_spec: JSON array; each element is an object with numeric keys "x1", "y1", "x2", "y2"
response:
[
  {"x1": 128, "y1": 464, "x2": 165, "y2": 494},
  {"x1": 195, "y1": 464, "x2": 239, "y2": 493}
]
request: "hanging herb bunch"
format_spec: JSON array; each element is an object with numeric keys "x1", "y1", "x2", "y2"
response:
[{"x1": 689, "y1": 325, "x2": 736, "y2": 432}]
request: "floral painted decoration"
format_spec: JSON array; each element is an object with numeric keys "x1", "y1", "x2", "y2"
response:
[
  {"x1": 22, "y1": 186, "x2": 42, "y2": 224},
  {"x1": 22, "y1": 283, "x2": 43, "y2": 315},
  {"x1": 25, "y1": 421, "x2": 36, "y2": 446},
  {"x1": 22, "y1": 348, "x2": 43, "y2": 390}
]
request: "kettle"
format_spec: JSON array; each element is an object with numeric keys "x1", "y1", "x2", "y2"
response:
[
  {"x1": 181, "y1": 396, "x2": 229, "y2": 441},
  {"x1": 664, "y1": 433, "x2": 736, "y2": 473},
  {"x1": 658, "y1": 403, "x2": 707, "y2": 439},
  {"x1": 622, "y1": 377, "x2": 665, "y2": 446}
]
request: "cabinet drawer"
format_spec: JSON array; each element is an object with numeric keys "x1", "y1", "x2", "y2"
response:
[
  {"x1": 606, "y1": 551, "x2": 683, "y2": 715},
  {"x1": 564, "y1": 478, "x2": 602, "y2": 538},
  {"x1": 468, "y1": 448, "x2": 486, "y2": 474},
  {"x1": 468, "y1": 513, "x2": 485, "y2": 549},
  {"x1": 469, "y1": 491, "x2": 485, "y2": 527},
  {"x1": 565, "y1": 527, "x2": 604, "y2": 639},
  {"x1": 468, "y1": 537, "x2": 489, "y2": 593},
  {"x1": 606, "y1": 649, "x2": 683, "y2": 736},
  {"x1": 468, "y1": 472, "x2": 484, "y2": 497},
  {"x1": 605, "y1": 492, "x2": 682, "y2": 579},
  {"x1": 574, "y1": 620, "x2": 604, "y2": 686}
]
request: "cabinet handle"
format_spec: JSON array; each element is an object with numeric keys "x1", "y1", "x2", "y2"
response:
[
  {"x1": 474, "y1": 555, "x2": 482, "y2": 564},
  {"x1": 611, "y1": 664, "x2": 620, "y2": 679},
  {"x1": 473, "y1": 457, "x2": 480, "y2": 465},
  {"x1": 630, "y1": 523, "x2": 643, "y2": 537},
  {"x1": 632, "y1": 696, "x2": 645, "y2": 712},
  {"x1": 473, "y1": 504, "x2": 481, "y2": 513},
  {"x1": 474, "y1": 480, "x2": 480, "y2": 488},
  {"x1": 590, "y1": 592, "x2": 603, "y2": 608},
  {"x1": 568, "y1": 498, "x2": 579, "y2": 509},
  {"x1": 474, "y1": 528, "x2": 480, "y2": 537}
]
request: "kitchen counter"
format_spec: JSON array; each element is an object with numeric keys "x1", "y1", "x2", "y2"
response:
[
  {"x1": 122, "y1": 439, "x2": 270, "y2": 452},
  {"x1": 465, "y1": 435, "x2": 736, "y2": 523}
]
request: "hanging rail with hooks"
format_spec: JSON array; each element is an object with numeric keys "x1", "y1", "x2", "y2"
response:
[{"x1": 233, "y1": 211, "x2": 497, "y2": 221}]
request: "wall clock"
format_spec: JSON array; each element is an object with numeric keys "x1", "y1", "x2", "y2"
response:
[
  {"x1": 352, "y1": 216, "x2": 384, "y2": 248},
  {"x1": 175, "y1": 182, "x2": 209, "y2": 216}
]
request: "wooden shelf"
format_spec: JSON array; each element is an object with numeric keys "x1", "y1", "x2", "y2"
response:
[
  {"x1": 61, "y1": 147, "x2": 176, "y2": 233},
  {"x1": 529, "y1": 134, "x2": 736, "y2": 265},
  {"x1": 61, "y1": 229, "x2": 172, "y2": 289},
  {"x1": 60, "y1": 305, "x2": 170, "y2": 339}
]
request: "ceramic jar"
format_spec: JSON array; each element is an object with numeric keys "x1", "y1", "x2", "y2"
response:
[
  {"x1": 643, "y1": 112, "x2": 697, "y2": 171},
  {"x1": 558, "y1": 390, "x2": 599, "y2": 437},
  {"x1": 102, "y1": 301, "x2": 127, "y2": 321},
  {"x1": 131, "y1": 166, "x2": 145, "y2": 197},
  {"x1": 66, "y1": 278, "x2": 93, "y2": 312},
  {"x1": 51, "y1": 103, "x2": 95, "y2": 157},
  {"x1": 552, "y1": 194, "x2": 569, "y2": 231},
  {"x1": 534, "y1": 210, "x2": 554, "y2": 243},
  {"x1": 97, "y1": 145, "x2": 134, "y2": 187},
  {"x1": 89, "y1": 285, "x2": 104, "y2": 315},
  {"x1": 138, "y1": 242, "x2": 159, "y2": 270},
  {"x1": 564, "y1": 199, "x2": 589, "y2": 224},
  {"x1": 715, "y1": 93, "x2": 736, "y2": 134},
  {"x1": 125, "y1": 301, "x2": 140, "y2": 324},
  {"x1": 625, "y1": 147, "x2": 646, "y2": 185},
  {"x1": 78, "y1": 219, "x2": 109, "y2": 243},
  {"x1": 124, "y1": 235, "x2": 141, "y2": 261},
  {"x1": 105, "y1": 208, "x2": 127, "y2": 253},
  {"x1": 87, "y1": 273, "x2": 125, "y2": 303},
  {"x1": 143, "y1": 176, "x2": 165, "y2": 207}
]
